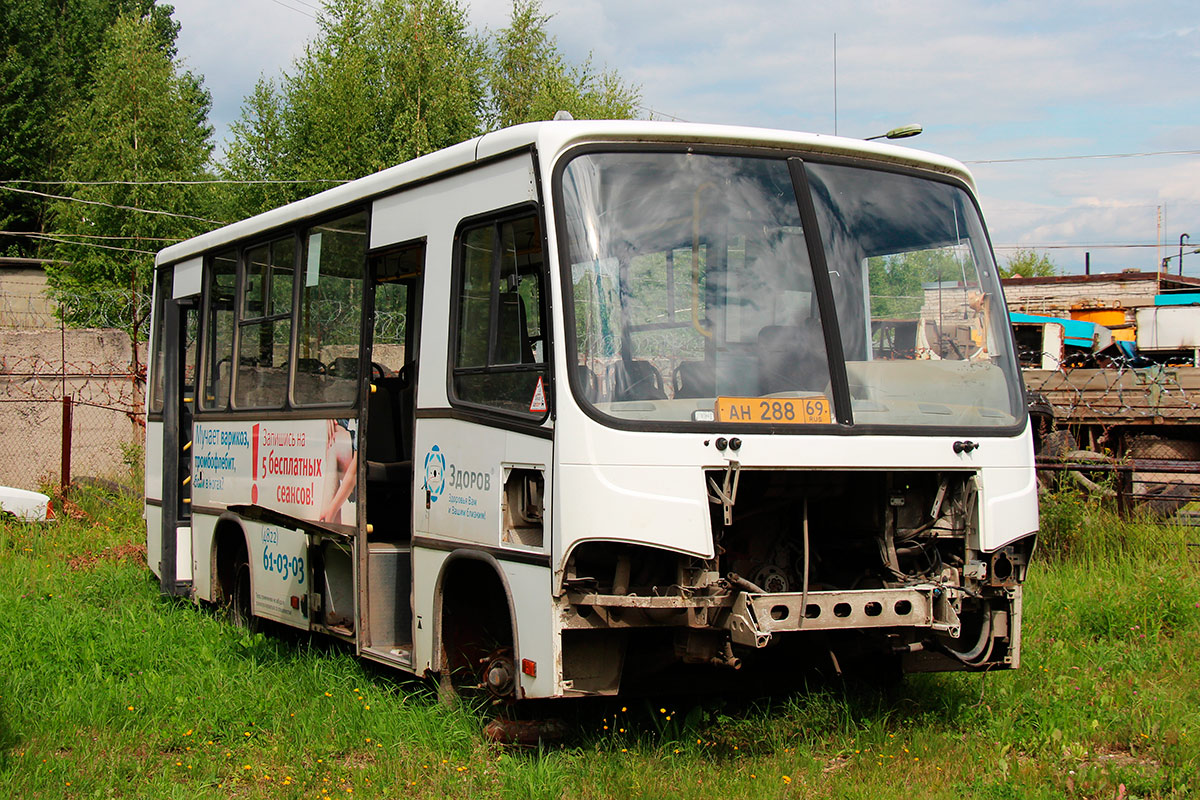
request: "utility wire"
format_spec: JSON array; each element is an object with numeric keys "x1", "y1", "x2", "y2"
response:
[
  {"x1": 993, "y1": 243, "x2": 1167, "y2": 250},
  {"x1": 2, "y1": 232, "x2": 157, "y2": 255},
  {"x1": 966, "y1": 149, "x2": 1200, "y2": 165},
  {"x1": 636, "y1": 105, "x2": 690, "y2": 122},
  {"x1": 1, "y1": 231, "x2": 184, "y2": 242},
  {"x1": 0, "y1": 186, "x2": 225, "y2": 224},
  {"x1": 265, "y1": 0, "x2": 319, "y2": 20},
  {"x1": 2, "y1": 178, "x2": 348, "y2": 187}
]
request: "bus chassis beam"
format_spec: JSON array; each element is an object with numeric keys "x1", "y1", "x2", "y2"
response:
[{"x1": 725, "y1": 586, "x2": 962, "y2": 649}]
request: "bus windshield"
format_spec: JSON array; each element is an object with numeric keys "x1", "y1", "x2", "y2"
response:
[{"x1": 557, "y1": 150, "x2": 1021, "y2": 429}]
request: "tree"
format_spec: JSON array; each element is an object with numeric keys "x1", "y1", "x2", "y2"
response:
[
  {"x1": 488, "y1": 0, "x2": 640, "y2": 128},
  {"x1": 1001, "y1": 248, "x2": 1058, "y2": 278},
  {"x1": 222, "y1": 0, "x2": 640, "y2": 218},
  {"x1": 46, "y1": 13, "x2": 214, "y2": 347},
  {"x1": 223, "y1": 0, "x2": 487, "y2": 217},
  {"x1": 0, "y1": 0, "x2": 179, "y2": 258}
]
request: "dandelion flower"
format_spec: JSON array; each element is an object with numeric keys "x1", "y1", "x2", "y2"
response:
[{"x1": 782, "y1": 775, "x2": 792, "y2": 784}]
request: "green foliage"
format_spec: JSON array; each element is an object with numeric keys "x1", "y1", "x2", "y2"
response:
[
  {"x1": 44, "y1": 13, "x2": 214, "y2": 339},
  {"x1": 866, "y1": 246, "x2": 969, "y2": 318},
  {"x1": 223, "y1": 0, "x2": 488, "y2": 218},
  {"x1": 0, "y1": 0, "x2": 178, "y2": 258},
  {"x1": 1001, "y1": 248, "x2": 1059, "y2": 278},
  {"x1": 488, "y1": 0, "x2": 640, "y2": 128},
  {"x1": 223, "y1": 0, "x2": 640, "y2": 219}
]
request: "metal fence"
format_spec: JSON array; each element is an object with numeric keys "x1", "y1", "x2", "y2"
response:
[{"x1": 0, "y1": 328, "x2": 145, "y2": 492}]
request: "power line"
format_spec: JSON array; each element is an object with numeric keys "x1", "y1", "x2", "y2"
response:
[
  {"x1": 0, "y1": 186, "x2": 225, "y2": 225},
  {"x1": 993, "y1": 243, "x2": 1164, "y2": 250},
  {"x1": 265, "y1": 0, "x2": 319, "y2": 20},
  {"x1": 1, "y1": 231, "x2": 184, "y2": 242},
  {"x1": 3, "y1": 178, "x2": 348, "y2": 187},
  {"x1": 966, "y1": 149, "x2": 1200, "y2": 165},
  {"x1": 1, "y1": 232, "x2": 157, "y2": 255},
  {"x1": 636, "y1": 105, "x2": 690, "y2": 122}
]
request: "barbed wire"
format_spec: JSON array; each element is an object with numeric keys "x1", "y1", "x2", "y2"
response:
[
  {"x1": 1020, "y1": 347, "x2": 1200, "y2": 422},
  {"x1": 0, "y1": 286, "x2": 153, "y2": 331}
]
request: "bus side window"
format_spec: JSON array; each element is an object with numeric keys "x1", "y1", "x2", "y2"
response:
[
  {"x1": 200, "y1": 249, "x2": 237, "y2": 409},
  {"x1": 451, "y1": 213, "x2": 548, "y2": 418},
  {"x1": 149, "y1": 267, "x2": 170, "y2": 414},
  {"x1": 234, "y1": 237, "x2": 294, "y2": 408},
  {"x1": 293, "y1": 210, "x2": 369, "y2": 407}
]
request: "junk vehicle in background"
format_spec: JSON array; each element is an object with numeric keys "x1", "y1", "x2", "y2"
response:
[{"x1": 145, "y1": 120, "x2": 1037, "y2": 700}]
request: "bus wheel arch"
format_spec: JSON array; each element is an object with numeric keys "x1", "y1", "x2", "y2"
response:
[
  {"x1": 213, "y1": 515, "x2": 255, "y2": 630},
  {"x1": 432, "y1": 552, "x2": 519, "y2": 701}
]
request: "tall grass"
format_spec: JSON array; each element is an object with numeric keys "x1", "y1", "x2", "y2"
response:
[{"x1": 1, "y1": 484, "x2": 1197, "y2": 798}]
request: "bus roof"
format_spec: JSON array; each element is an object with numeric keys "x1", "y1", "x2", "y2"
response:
[{"x1": 156, "y1": 120, "x2": 976, "y2": 266}]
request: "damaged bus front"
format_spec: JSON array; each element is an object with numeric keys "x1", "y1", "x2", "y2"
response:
[{"x1": 550, "y1": 145, "x2": 1037, "y2": 694}]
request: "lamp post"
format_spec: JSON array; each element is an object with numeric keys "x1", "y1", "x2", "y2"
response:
[
  {"x1": 864, "y1": 124, "x2": 923, "y2": 141},
  {"x1": 1180, "y1": 233, "x2": 1190, "y2": 276}
]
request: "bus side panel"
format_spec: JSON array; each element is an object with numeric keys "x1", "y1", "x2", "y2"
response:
[
  {"x1": 145, "y1": 419, "x2": 164, "y2": 579},
  {"x1": 496, "y1": 559, "x2": 556, "y2": 698},
  {"x1": 410, "y1": 548, "x2": 557, "y2": 698},
  {"x1": 146, "y1": 504, "x2": 163, "y2": 581},
  {"x1": 192, "y1": 512, "x2": 218, "y2": 602},
  {"x1": 414, "y1": 418, "x2": 506, "y2": 546},
  {"x1": 245, "y1": 519, "x2": 311, "y2": 629},
  {"x1": 411, "y1": 546, "x2": 441, "y2": 674}
]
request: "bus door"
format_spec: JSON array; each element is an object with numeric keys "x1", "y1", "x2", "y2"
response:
[
  {"x1": 160, "y1": 259, "x2": 200, "y2": 597},
  {"x1": 360, "y1": 243, "x2": 423, "y2": 662}
]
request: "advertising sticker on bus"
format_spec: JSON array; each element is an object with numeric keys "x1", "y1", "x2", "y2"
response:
[{"x1": 192, "y1": 418, "x2": 358, "y2": 524}]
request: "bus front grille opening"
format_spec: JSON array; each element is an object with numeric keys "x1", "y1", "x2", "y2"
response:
[{"x1": 561, "y1": 468, "x2": 1031, "y2": 690}]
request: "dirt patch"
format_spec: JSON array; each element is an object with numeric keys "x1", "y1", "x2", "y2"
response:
[
  {"x1": 67, "y1": 542, "x2": 146, "y2": 571},
  {"x1": 1078, "y1": 743, "x2": 1162, "y2": 774}
]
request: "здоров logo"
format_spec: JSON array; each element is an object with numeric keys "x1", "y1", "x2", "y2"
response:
[{"x1": 424, "y1": 445, "x2": 445, "y2": 502}]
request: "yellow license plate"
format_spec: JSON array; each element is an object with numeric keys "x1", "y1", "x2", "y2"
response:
[{"x1": 715, "y1": 396, "x2": 832, "y2": 424}]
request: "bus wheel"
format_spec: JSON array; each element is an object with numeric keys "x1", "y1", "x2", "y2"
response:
[
  {"x1": 229, "y1": 558, "x2": 258, "y2": 632},
  {"x1": 439, "y1": 561, "x2": 515, "y2": 704}
]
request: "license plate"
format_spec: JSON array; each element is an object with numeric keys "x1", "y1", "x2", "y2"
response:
[{"x1": 715, "y1": 396, "x2": 832, "y2": 424}]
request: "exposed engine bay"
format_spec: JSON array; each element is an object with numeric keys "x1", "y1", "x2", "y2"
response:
[{"x1": 559, "y1": 469, "x2": 1034, "y2": 695}]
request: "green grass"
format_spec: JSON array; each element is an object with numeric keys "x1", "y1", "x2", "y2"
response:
[{"x1": 1, "y1": 484, "x2": 1198, "y2": 798}]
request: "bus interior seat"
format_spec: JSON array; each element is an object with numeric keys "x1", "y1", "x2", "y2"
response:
[
  {"x1": 673, "y1": 360, "x2": 716, "y2": 399},
  {"x1": 609, "y1": 359, "x2": 667, "y2": 402},
  {"x1": 757, "y1": 322, "x2": 827, "y2": 394}
]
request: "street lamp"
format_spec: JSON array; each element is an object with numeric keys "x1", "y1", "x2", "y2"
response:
[
  {"x1": 1180, "y1": 233, "x2": 1190, "y2": 276},
  {"x1": 864, "y1": 123, "x2": 923, "y2": 141}
]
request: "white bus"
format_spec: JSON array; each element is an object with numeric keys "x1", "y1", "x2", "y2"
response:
[{"x1": 146, "y1": 120, "x2": 1038, "y2": 700}]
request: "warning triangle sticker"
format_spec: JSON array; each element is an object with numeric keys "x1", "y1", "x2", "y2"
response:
[{"x1": 529, "y1": 376, "x2": 548, "y2": 413}]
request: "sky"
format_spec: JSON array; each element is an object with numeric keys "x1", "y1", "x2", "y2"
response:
[{"x1": 170, "y1": 0, "x2": 1200, "y2": 276}]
